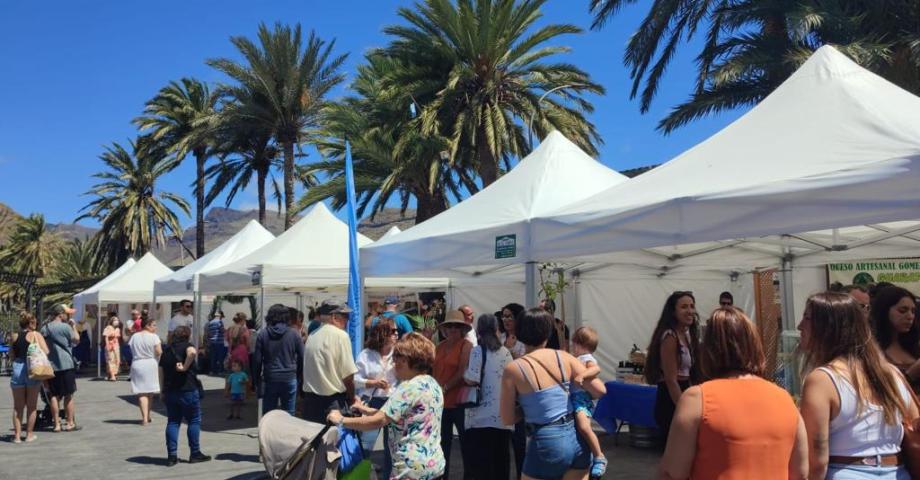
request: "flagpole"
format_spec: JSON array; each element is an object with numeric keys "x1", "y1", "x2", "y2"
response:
[{"x1": 344, "y1": 140, "x2": 363, "y2": 358}]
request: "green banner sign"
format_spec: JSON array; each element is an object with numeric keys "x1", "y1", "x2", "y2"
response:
[
  {"x1": 828, "y1": 258, "x2": 920, "y2": 295},
  {"x1": 495, "y1": 234, "x2": 517, "y2": 259}
]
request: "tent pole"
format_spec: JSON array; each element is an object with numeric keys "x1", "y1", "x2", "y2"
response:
[
  {"x1": 779, "y1": 252, "x2": 800, "y2": 395},
  {"x1": 97, "y1": 304, "x2": 102, "y2": 380},
  {"x1": 572, "y1": 271, "x2": 582, "y2": 333},
  {"x1": 525, "y1": 262, "x2": 538, "y2": 308}
]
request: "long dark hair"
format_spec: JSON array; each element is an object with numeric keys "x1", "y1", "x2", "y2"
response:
[
  {"x1": 871, "y1": 286, "x2": 920, "y2": 358},
  {"x1": 803, "y1": 291, "x2": 908, "y2": 425},
  {"x1": 644, "y1": 291, "x2": 700, "y2": 384},
  {"x1": 476, "y1": 314, "x2": 501, "y2": 352},
  {"x1": 499, "y1": 303, "x2": 525, "y2": 334}
]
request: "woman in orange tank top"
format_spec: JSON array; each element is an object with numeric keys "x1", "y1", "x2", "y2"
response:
[
  {"x1": 433, "y1": 312, "x2": 473, "y2": 479},
  {"x1": 658, "y1": 306, "x2": 808, "y2": 480}
]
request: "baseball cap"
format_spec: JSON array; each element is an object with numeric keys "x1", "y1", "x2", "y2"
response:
[
  {"x1": 316, "y1": 299, "x2": 353, "y2": 316},
  {"x1": 384, "y1": 295, "x2": 399, "y2": 305},
  {"x1": 51, "y1": 304, "x2": 76, "y2": 316}
]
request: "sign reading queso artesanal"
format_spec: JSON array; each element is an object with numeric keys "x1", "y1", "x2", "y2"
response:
[
  {"x1": 828, "y1": 258, "x2": 920, "y2": 295},
  {"x1": 495, "y1": 234, "x2": 517, "y2": 259}
]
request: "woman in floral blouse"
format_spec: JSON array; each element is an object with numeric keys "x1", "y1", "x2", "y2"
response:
[{"x1": 328, "y1": 332, "x2": 445, "y2": 480}]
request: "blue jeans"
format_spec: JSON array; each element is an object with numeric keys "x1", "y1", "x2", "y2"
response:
[
  {"x1": 827, "y1": 464, "x2": 910, "y2": 479},
  {"x1": 209, "y1": 342, "x2": 225, "y2": 374},
  {"x1": 360, "y1": 396, "x2": 392, "y2": 479},
  {"x1": 165, "y1": 390, "x2": 202, "y2": 457},
  {"x1": 523, "y1": 420, "x2": 589, "y2": 480},
  {"x1": 262, "y1": 379, "x2": 298, "y2": 416}
]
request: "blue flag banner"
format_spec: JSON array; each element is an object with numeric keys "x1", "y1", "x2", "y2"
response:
[{"x1": 344, "y1": 140, "x2": 363, "y2": 359}]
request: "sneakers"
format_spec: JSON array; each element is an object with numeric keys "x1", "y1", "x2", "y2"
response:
[
  {"x1": 590, "y1": 456, "x2": 608, "y2": 478},
  {"x1": 188, "y1": 452, "x2": 212, "y2": 464},
  {"x1": 166, "y1": 456, "x2": 178, "y2": 467}
]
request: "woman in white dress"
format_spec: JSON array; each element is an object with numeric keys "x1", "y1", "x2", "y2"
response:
[{"x1": 128, "y1": 317, "x2": 162, "y2": 426}]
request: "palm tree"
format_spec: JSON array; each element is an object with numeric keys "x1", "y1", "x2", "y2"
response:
[
  {"x1": 135, "y1": 77, "x2": 219, "y2": 258},
  {"x1": 55, "y1": 237, "x2": 101, "y2": 281},
  {"x1": 0, "y1": 214, "x2": 61, "y2": 277},
  {"x1": 301, "y1": 54, "x2": 473, "y2": 223},
  {"x1": 78, "y1": 140, "x2": 190, "y2": 271},
  {"x1": 385, "y1": 0, "x2": 604, "y2": 187},
  {"x1": 207, "y1": 22, "x2": 348, "y2": 230},
  {"x1": 591, "y1": 0, "x2": 920, "y2": 132}
]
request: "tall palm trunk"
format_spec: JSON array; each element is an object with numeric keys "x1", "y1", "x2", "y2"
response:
[
  {"x1": 256, "y1": 164, "x2": 267, "y2": 225},
  {"x1": 476, "y1": 126, "x2": 498, "y2": 187},
  {"x1": 282, "y1": 141, "x2": 295, "y2": 230},
  {"x1": 194, "y1": 148, "x2": 206, "y2": 258},
  {"x1": 414, "y1": 189, "x2": 448, "y2": 224}
]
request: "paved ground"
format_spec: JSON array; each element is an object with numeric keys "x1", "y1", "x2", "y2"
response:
[{"x1": 0, "y1": 370, "x2": 659, "y2": 479}]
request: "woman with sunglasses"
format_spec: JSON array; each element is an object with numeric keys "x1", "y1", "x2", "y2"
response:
[
  {"x1": 871, "y1": 286, "x2": 920, "y2": 393},
  {"x1": 645, "y1": 291, "x2": 700, "y2": 447},
  {"x1": 355, "y1": 318, "x2": 399, "y2": 478},
  {"x1": 433, "y1": 311, "x2": 474, "y2": 479}
]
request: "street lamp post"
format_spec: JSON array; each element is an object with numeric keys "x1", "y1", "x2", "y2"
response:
[{"x1": 527, "y1": 84, "x2": 585, "y2": 149}]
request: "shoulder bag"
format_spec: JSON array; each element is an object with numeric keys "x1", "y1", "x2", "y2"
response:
[
  {"x1": 457, "y1": 346, "x2": 487, "y2": 408},
  {"x1": 27, "y1": 334, "x2": 55, "y2": 380}
]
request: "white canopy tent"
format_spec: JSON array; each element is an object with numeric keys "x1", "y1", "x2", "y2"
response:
[
  {"x1": 71, "y1": 252, "x2": 172, "y2": 378},
  {"x1": 360, "y1": 131, "x2": 630, "y2": 306},
  {"x1": 154, "y1": 219, "x2": 274, "y2": 301},
  {"x1": 73, "y1": 258, "x2": 136, "y2": 323},
  {"x1": 532, "y1": 45, "x2": 920, "y2": 321},
  {"x1": 527, "y1": 46, "x2": 920, "y2": 382},
  {"x1": 199, "y1": 203, "x2": 375, "y2": 296}
]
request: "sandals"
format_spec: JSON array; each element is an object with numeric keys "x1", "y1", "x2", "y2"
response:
[{"x1": 62, "y1": 425, "x2": 82, "y2": 432}]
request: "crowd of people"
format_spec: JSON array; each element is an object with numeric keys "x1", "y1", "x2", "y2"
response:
[
  {"x1": 10, "y1": 282, "x2": 920, "y2": 479},
  {"x1": 654, "y1": 285, "x2": 920, "y2": 480}
]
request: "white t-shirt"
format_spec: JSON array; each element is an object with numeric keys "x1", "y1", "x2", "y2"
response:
[
  {"x1": 465, "y1": 328, "x2": 478, "y2": 347},
  {"x1": 302, "y1": 324, "x2": 358, "y2": 396},
  {"x1": 355, "y1": 348, "x2": 397, "y2": 399},
  {"x1": 168, "y1": 313, "x2": 193, "y2": 333},
  {"x1": 463, "y1": 345, "x2": 513, "y2": 430}
]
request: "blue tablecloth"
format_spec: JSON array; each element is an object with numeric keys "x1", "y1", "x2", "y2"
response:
[{"x1": 593, "y1": 381, "x2": 657, "y2": 434}]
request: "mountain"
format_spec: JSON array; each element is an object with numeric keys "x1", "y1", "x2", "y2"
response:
[{"x1": 0, "y1": 203, "x2": 416, "y2": 267}]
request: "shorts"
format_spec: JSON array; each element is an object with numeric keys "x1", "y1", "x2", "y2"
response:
[
  {"x1": 230, "y1": 393, "x2": 244, "y2": 403},
  {"x1": 48, "y1": 369, "x2": 77, "y2": 397},
  {"x1": 10, "y1": 360, "x2": 40, "y2": 389},
  {"x1": 523, "y1": 420, "x2": 590, "y2": 479},
  {"x1": 571, "y1": 390, "x2": 594, "y2": 417}
]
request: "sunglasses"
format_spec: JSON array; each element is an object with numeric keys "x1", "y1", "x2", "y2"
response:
[
  {"x1": 719, "y1": 301, "x2": 732, "y2": 306},
  {"x1": 388, "y1": 329, "x2": 399, "y2": 335}
]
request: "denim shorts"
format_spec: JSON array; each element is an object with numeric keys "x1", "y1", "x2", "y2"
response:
[
  {"x1": 522, "y1": 420, "x2": 590, "y2": 479},
  {"x1": 10, "y1": 360, "x2": 40, "y2": 389},
  {"x1": 230, "y1": 393, "x2": 244, "y2": 402},
  {"x1": 827, "y1": 464, "x2": 910, "y2": 479}
]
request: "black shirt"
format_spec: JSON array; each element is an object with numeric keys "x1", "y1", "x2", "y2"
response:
[
  {"x1": 12, "y1": 330, "x2": 30, "y2": 361},
  {"x1": 159, "y1": 341, "x2": 198, "y2": 392}
]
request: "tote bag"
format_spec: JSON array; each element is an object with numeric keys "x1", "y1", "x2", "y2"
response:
[{"x1": 27, "y1": 336, "x2": 55, "y2": 380}]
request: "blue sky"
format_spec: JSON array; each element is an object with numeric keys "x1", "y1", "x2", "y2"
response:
[{"x1": 0, "y1": 0, "x2": 743, "y2": 227}]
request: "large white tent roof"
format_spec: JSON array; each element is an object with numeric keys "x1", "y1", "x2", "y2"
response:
[
  {"x1": 532, "y1": 46, "x2": 920, "y2": 272},
  {"x1": 199, "y1": 203, "x2": 374, "y2": 294},
  {"x1": 74, "y1": 252, "x2": 172, "y2": 305},
  {"x1": 154, "y1": 219, "x2": 275, "y2": 300},
  {"x1": 361, "y1": 131, "x2": 629, "y2": 278},
  {"x1": 73, "y1": 258, "x2": 136, "y2": 322}
]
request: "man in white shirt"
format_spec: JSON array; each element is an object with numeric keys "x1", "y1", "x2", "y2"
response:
[
  {"x1": 459, "y1": 304, "x2": 478, "y2": 346},
  {"x1": 168, "y1": 299, "x2": 194, "y2": 342},
  {"x1": 301, "y1": 299, "x2": 357, "y2": 423}
]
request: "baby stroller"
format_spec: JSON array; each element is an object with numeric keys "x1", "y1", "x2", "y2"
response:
[
  {"x1": 259, "y1": 409, "x2": 375, "y2": 480},
  {"x1": 35, "y1": 384, "x2": 57, "y2": 430}
]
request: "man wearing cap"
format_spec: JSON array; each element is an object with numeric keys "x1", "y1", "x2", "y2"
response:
[
  {"x1": 301, "y1": 300, "x2": 358, "y2": 423},
  {"x1": 371, "y1": 295, "x2": 413, "y2": 339},
  {"x1": 42, "y1": 304, "x2": 81, "y2": 432}
]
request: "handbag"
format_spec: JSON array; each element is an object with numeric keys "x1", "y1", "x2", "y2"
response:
[
  {"x1": 456, "y1": 346, "x2": 487, "y2": 408},
  {"x1": 901, "y1": 374, "x2": 920, "y2": 479},
  {"x1": 27, "y1": 335, "x2": 55, "y2": 380}
]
